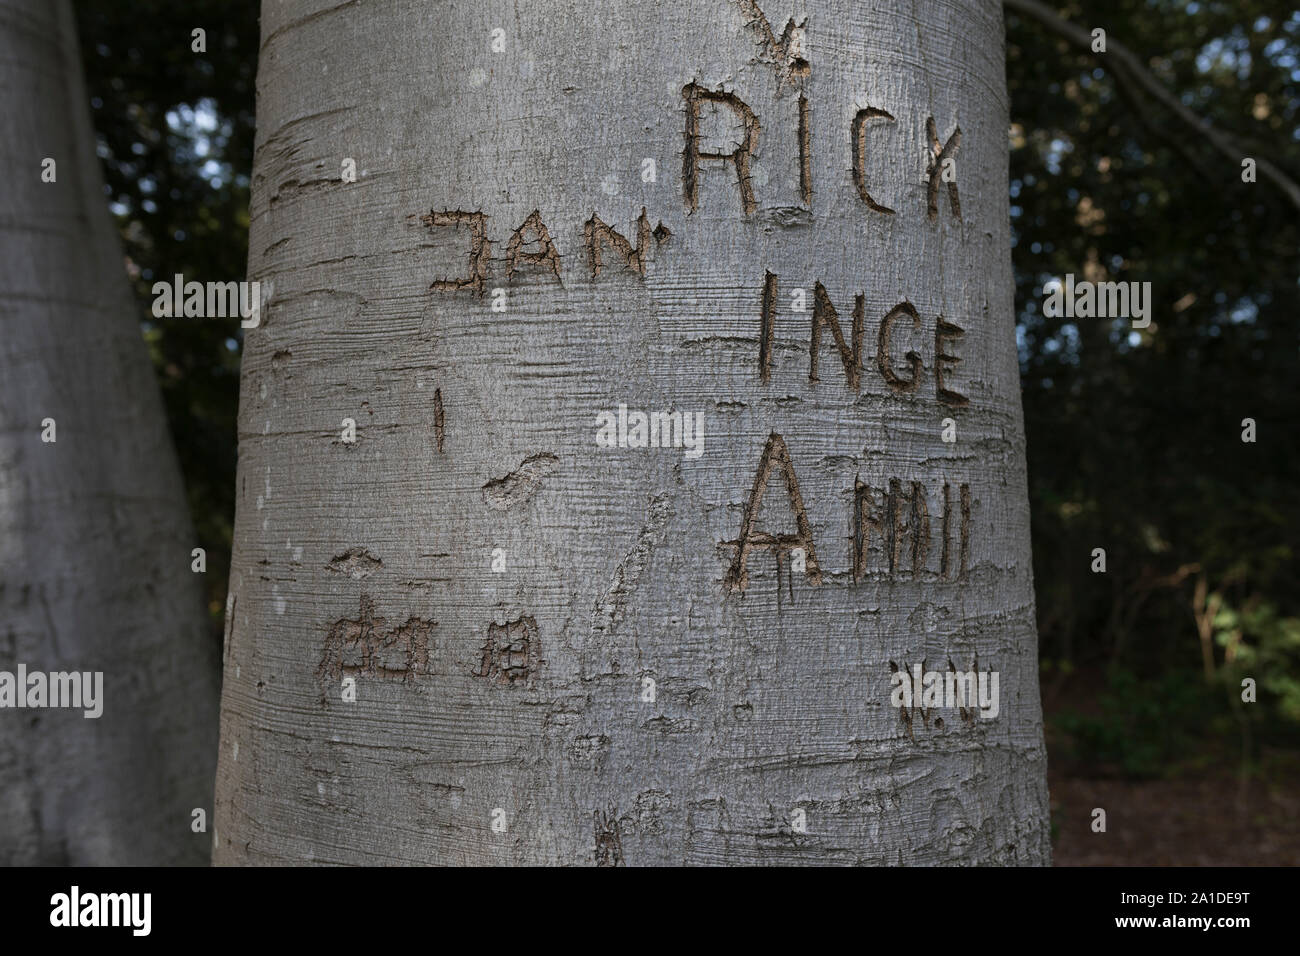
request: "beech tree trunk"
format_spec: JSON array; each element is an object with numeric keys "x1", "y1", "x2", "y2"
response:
[
  {"x1": 217, "y1": 0, "x2": 1050, "y2": 864},
  {"x1": 0, "y1": 0, "x2": 219, "y2": 864}
]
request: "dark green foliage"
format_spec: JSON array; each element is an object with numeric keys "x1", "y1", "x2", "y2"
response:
[
  {"x1": 1007, "y1": 1, "x2": 1300, "y2": 741},
  {"x1": 1052, "y1": 669, "x2": 1224, "y2": 778}
]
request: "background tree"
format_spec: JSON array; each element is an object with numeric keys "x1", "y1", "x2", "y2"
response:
[
  {"x1": 74, "y1": 0, "x2": 257, "y2": 635},
  {"x1": 0, "y1": 0, "x2": 218, "y2": 865}
]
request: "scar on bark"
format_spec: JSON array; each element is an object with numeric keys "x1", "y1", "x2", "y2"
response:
[
  {"x1": 722, "y1": 432, "x2": 821, "y2": 591},
  {"x1": 892, "y1": 657, "x2": 932, "y2": 733},
  {"x1": 682, "y1": 83, "x2": 760, "y2": 216},
  {"x1": 851, "y1": 106, "x2": 896, "y2": 214},
  {"x1": 317, "y1": 593, "x2": 434, "y2": 683},
  {"x1": 423, "y1": 209, "x2": 490, "y2": 296},
  {"x1": 798, "y1": 94, "x2": 812, "y2": 205},
  {"x1": 935, "y1": 318, "x2": 969, "y2": 407},
  {"x1": 890, "y1": 660, "x2": 916, "y2": 739},
  {"x1": 809, "y1": 281, "x2": 863, "y2": 390},
  {"x1": 925, "y1": 117, "x2": 962, "y2": 221},
  {"x1": 732, "y1": 0, "x2": 809, "y2": 87},
  {"x1": 852, "y1": 477, "x2": 880, "y2": 581},
  {"x1": 224, "y1": 594, "x2": 237, "y2": 659},
  {"x1": 433, "y1": 388, "x2": 445, "y2": 453},
  {"x1": 759, "y1": 274, "x2": 862, "y2": 391},
  {"x1": 970, "y1": 652, "x2": 984, "y2": 725},
  {"x1": 853, "y1": 478, "x2": 928, "y2": 577},
  {"x1": 583, "y1": 207, "x2": 671, "y2": 278},
  {"x1": 506, "y1": 209, "x2": 562, "y2": 283},
  {"x1": 759, "y1": 271, "x2": 777, "y2": 382},
  {"x1": 948, "y1": 658, "x2": 974, "y2": 725},
  {"x1": 594, "y1": 807, "x2": 624, "y2": 866},
  {"x1": 473, "y1": 614, "x2": 541, "y2": 685},
  {"x1": 889, "y1": 478, "x2": 930, "y2": 573},
  {"x1": 326, "y1": 546, "x2": 382, "y2": 579},
  {"x1": 877, "y1": 302, "x2": 922, "y2": 393},
  {"x1": 482, "y1": 453, "x2": 559, "y2": 509},
  {"x1": 939, "y1": 482, "x2": 972, "y2": 580}
]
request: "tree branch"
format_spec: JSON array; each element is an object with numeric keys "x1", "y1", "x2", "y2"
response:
[
  {"x1": 1004, "y1": 0, "x2": 1300, "y2": 213},
  {"x1": 1108, "y1": 56, "x2": 1216, "y2": 186}
]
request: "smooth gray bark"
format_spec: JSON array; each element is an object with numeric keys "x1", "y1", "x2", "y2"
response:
[
  {"x1": 217, "y1": 0, "x2": 1050, "y2": 864},
  {"x1": 0, "y1": 0, "x2": 219, "y2": 864}
]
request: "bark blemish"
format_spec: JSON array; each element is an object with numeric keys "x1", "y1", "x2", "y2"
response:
[
  {"x1": 889, "y1": 479, "x2": 930, "y2": 573},
  {"x1": 224, "y1": 594, "x2": 237, "y2": 659},
  {"x1": 481, "y1": 453, "x2": 559, "y2": 509},
  {"x1": 758, "y1": 270, "x2": 778, "y2": 383},
  {"x1": 570, "y1": 734, "x2": 611, "y2": 765},
  {"x1": 947, "y1": 658, "x2": 972, "y2": 725},
  {"x1": 722, "y1": 432, "x2": 821, "y2": 591},
  {"x1": 423, "y1": 209, "x2": 491, "y2": 296},
  {"x1": 583, "y1": 206, "x2": 671, "y2": 278},
  {"x1": 892, "y1": 658, "x2": 932, "y2": 734},
  {"x1": 889, "y1": 660, "x2": 920, "y2": 743},
  {"x1": 798, "y1": 93, "x2": 812, "y2": 204},
  {"x1": 925, "y1": 117, "x2": 962, "y2": 221},
  {"x1": 960, "y1": 483, "x2": 972, "y2": 576},
  {"x1": 473, "y1": 614, "x2": 541, "y2": 685},
  {"x1": 876, "y1": 302, "x2": 923, "y2": 394},
  {"x1": 433, "y1": 388, "x2": 445, "y2": 453},
  {"x1": 634, "y1": 789, "x2": 671, "y2": 834},
  {"x1": 317, "y1": 594, "x2": 434, "y2": 684},
  {"x1": 851, "y1": 106, "x2": 897, "y2": 214},
  {"x1": 326, "y1": 547, "x2": 382, "y2": 579},
  {"x1": 939, "y1": 482, "x2": 972, "y2": 580},
  {"x1": 935, "y1": 319, "x2": 969, "y2": 407},
  {"x1": 591, "y1": 494, "x2": 673, "y2": 639},
  {"x1": 809, "y1": 281, "x2": 864, "y2": 390},
  {"x1": 682, "y1": 83, "x2": 760, "y2": 215},
  {"x1": 732, "y1": 0, "x2": 810, "y2": 88},
  {"x1": 506, "y1": 209, "x2": 563, "y2": 283},
  {"x1": 853, "y1": 477, "x2": 883, "y2": 581},
  {"x1": 594, "y1": 807, "x2": 625, "y2": 866},
  {"x1": 763, "y1": 206, "x2": 813, "y2": 228}
]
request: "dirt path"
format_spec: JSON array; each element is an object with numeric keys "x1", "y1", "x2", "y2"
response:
[{"x1": 1049, "y1": 770, "x2": 1300, "y2": 866}]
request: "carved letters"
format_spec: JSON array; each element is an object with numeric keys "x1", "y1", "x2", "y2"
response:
[{"x1": 723, "y1": 436, "x2": 974, "y2": 593}]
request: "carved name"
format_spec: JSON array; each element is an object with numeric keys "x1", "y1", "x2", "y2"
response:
[{"x1": 722, "y1": 433, "x2": 972, "y2": 592}]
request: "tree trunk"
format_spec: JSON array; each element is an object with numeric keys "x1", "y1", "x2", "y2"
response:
[
  {"x1": 217, "y1": 0, "x2": 1049, "y2": 864},
  {"x1": 0, "y1": 0, "x2": 219, "y2": 864}
]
